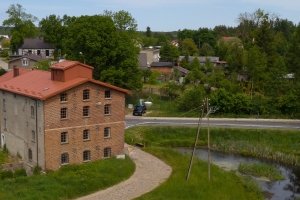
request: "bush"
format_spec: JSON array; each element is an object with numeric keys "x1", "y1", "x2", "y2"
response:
[
  {"x1": 1, "y1": 170, "x2": 13, "y2": 180},
  {"x1": 14, "y1": 168, "x2": 27, "y2": 178},
  {"x1": 0, "y1": 50, "x2": 9, "y2": 57},
  {"x1": 33, "y1": 166, "x2": 42, "y2": 175}
]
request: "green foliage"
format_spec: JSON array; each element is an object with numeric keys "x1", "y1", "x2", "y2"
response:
[
  {"x1": 34, "y1": 59, "x2": 51, "y2": 71},
  {"x1": 0, "y1": 50, "x2": 9, "y2": 57},
  {"x1": 238, "y1": 163, "x2": 284, "y2": 181},
  {"x1": 2, "y1": 144, "x2": 9, "y2": 155},
  {"x1": 147, "y1": 70, "x2": 160, "y2": 85},
  {"x1": 14, "y1": 169, "x2": 27, "y2": 178},
  {"x1": 63, "y1": 15, "x2": 142, "y2": 90},
  {"x1": 160, "y1": 43, "x2": 179, "y2": 62},
  {"x1": 199, "y1": 42, "x2": 214, "y2": 56},
  {"x1": 0, "y1": 157, "x2": 135, "y2": 199},
  {"x1": 180, "y1": 38, "x2": 198, "y2": 56},
  {"x1": 0, "y1": 150, "x2": 9, "y2": 165},
  {"x1": 0, "y1": 68, "x2": 7, "y2": 76},
  {"x1": 1, "y1": 40, "x2": 10, "y2": 48},
  {"x1": 159, "y1": 81, "x2": 181, "y2": 98},
  {"x1": 33, "y1": 166, "x2": 42, "y2": 175},
  {"x1": 176, "y1": 86, "x2": 206, "y2": 111},
  {"x1": 2, "y1": 4, "x2": 38, "y2": 52},
  {"x1": 146, "y1": 26, "x2": 152, "y2": 37}
]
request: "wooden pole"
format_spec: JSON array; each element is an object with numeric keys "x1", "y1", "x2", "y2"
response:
[
  {"x1": 186, "y1": 100, "x2": 205, "y2": 181},
  {"x1": 207, "y1": 98, "x2": 211, "y2": 181}
]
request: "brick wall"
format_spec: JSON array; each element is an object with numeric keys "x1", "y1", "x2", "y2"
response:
[
  {"x1": 44, "y1": 82, "x2": 126, "y2": 170},
  {"x1": 150, "y1": 67, "x2": 173, "y2": 74}
]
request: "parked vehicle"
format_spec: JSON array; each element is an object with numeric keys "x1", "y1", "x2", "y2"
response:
[{"x1": 132, "y1": 105, "x2": 146, "y2": 116}]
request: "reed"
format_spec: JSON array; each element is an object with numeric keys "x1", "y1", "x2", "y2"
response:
[{"x1": 238, "y1": 163, "x2": 285, "y2": 180}]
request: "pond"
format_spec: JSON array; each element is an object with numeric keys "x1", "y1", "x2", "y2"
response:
[{"x1": 175, "y1": 147, "x2": 300, "y2": 200}]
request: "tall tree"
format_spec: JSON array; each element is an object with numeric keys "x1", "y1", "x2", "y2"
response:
[
  {"x1": 63, "y1": 15, "x2": 142, "y2": 90},
  {"x1": 286, "y1": 24, "x2": 300, "y2": 80},
  {"x1": 2, "y1": 4, "x2": 38, "y2": 53},
  {"x1": 146, "y1": 26, "x2": 152, "y2": 37},
  {"x1": 160, "y1": 43, "x2": 179, "y2": 62},
  {"x1": 181, "y1": 38, "x2": 198, "y2": 56},
  {"x1": 199, "y1": 43, "x2": 214, "y2": 56},
  {"x1": 103, "y1": 10, "x2": 137, "y2": 33}
]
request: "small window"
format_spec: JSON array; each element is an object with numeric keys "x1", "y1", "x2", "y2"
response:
[
  {"x1": 61, "y1": 153, "x2": 69, "y2": 164},
  {"x1": 105, "y1": 90, "x2": 111, "y2": 99},
  {"x1": 14, "y1": 94, "x2": 17, "y2": 99},
  {"x1": 104, "y1": 127, "x2": 110, "y2": 138},
  {"x1": 4, "y1": 118, "x2": 7, "y2": 130},
  {"x1": 83, "y1": 150, "x2": 91, "y2": 161},
  {"x1": 104, "y1": 148, "x2": 111, "y2": 158},
  {"x1": 83, "y1": 129, "x2": 90, "y2": 140},
  {"x1": 83, "y1": 106, "x2": 90, "y2": 117},
  {"x1": 61, "y1": 132, "x2": 68, "y2": 143},
  {"x1": 31, "y1": 106, "x2": 35, "y2": 117},
  {"x1": 83, "y1": 89, "x2": 90, "y2": 100},
  {"x1": 3, "y1": 99, "x2": 6, "y2": 112},
  {"x1": 60, "y1": 93, "x2": 67, "y2": 102},
  {"x1": 32, "y1": 130, "x2": 35, "y2": 142},
  {"x1": 22, "y1": 58, "x2": 28, "y2": 66},
  {"x1": 61, "y1": 108, "x2": 67, "y2": 119},
  {"x1": 28, "y1": 149, "x2": 32, "y2": 160},
  {"x1": 104, "y1": 104, "x2": 111, "y2": 115}
]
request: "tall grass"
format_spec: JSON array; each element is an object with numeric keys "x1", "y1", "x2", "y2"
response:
[
  {"x1": 0, "y1": 150, "x2": 8, "y2": 165},
  {"x1": 135, "y1": 147, "x2": 263, "y2": 200},
  {"x1": 238, "y1": 163, "x2": 285, "y2": 180},
  {"x1": 0, "y1": 156, "x2": 135, "y2": 200},
  {"x1": 125, "y1": 126, "x2": 300, "y2": 165}
]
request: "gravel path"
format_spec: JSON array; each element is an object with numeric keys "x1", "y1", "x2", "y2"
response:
[{"x1": 77, "y1": 143, "x2": 172, "y2": 200}]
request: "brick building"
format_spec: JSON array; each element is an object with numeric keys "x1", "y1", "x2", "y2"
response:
[{"x1": 0, "y1": 61, "x2": 130, "y2": 171}]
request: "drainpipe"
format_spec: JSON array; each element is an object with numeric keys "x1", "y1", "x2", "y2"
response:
[{"x1": 32, "y1": 99, "x2": 39, "y2": 167}]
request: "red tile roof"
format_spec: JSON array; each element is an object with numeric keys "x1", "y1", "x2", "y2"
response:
[
  {"x1": 0, "y1": 65, "x2": 130, "y2": 100},
  {"x1": 50, "y1": 60, "x2": 94, "y2": 71}
]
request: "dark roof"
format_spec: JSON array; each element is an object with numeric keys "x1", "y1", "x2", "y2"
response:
[
  {"x1": 174, "y1": 66, "x2": 189, "y2": 74},
  {"x1": 178, "y1": 56, "x2": 219, "y2": 63},
  {"x1": 20, "y1": 37, "x2": 55, "y2": 49},
  {"x1": 150, "y1": 62, "x2": 174, "y2": 67},
  {"x1": 9, "y1": 54, "x2": 47, "y2": 63},
  {"x1": 138, "y1": 53, "x2": 147, "y2": 68}
]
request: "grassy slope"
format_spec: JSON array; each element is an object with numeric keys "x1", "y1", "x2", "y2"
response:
[
  {"x1": 0, "y1": 156, "x2": 135, "y2": 200},
  {"x1": 135, "y1": 147, "x2": 263, "y2": 200}
]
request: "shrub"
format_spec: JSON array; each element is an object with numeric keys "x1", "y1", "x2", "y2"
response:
[
  {"x1": 33, "y1": 166, "x2": 42, "y2": 175},
  {"x1": 1, "y1": 170, "x2": 13, "y2": 180},
  {"x1": 14, "y1": 168, "x2": 27, "y2": 178}
]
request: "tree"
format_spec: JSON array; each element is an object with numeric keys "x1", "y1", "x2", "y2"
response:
[
  {"x1": 243, "y1": 46, "x2": 267, "y2": 100},
  {"x1": 176, "y1": 86, "x2": 206, "y2": 112},
  {"x1": 160, "y1": 43, "x2": 179, "y2": 62},
  {"x1": 199, "y1": 43, "x2": 214, "y2": 56},
  {"x1": 63, "y1": 15, "x2": 142, "y2": 90},
  {"x1": 2, "y1": 4, "x2": 38, "y2": 53},
  {"x1": 146, "y1": 26, "x2": 152, "y2": 37},
  {"x1": 160, "y1": 81, "x2": 181, "y2": 99},
  {"x1": 39, "y1": 14, "x2": 76, "y2": 56},
  {"x1": 181, "y1": 38, "x2": 198, "y2": 56},
  {"x1": 103, "y1": 10, "x2": 137, "y2": 32},
  {"x1": 34, "y1": 59, "x2": 52, "y2": 71},
  {"x1": 286, "y1": 24, "x2": 300, "y2": 80},
  {"x1": 141, "y1": 69, "x2": 152, "y2": 83},
  {"x1": 1, "y1": 39, "x2": 10, "y2": 48}
]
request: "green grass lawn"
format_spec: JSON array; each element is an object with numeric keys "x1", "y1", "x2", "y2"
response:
[
  {"x1": 134, "y1": 147, "x2": 263, "y2": 200},
  {"x1": 0, "y1": 156, "x2": 135, "y2": 200}
]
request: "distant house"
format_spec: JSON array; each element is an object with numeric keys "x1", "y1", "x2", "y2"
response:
[
  {"x1": 178, "y1": 56, "x2": 227, "y2": 68},
  {"x1": 8, "y1": 54, "x2": 47, "y2": 70},
  {"x1": 174, "y1": 66, "x2": 189, "y2": 77},
  {"x1": 11, "y1": 37, "x2": 55, "y2": 59},
  {"x1": 138, "y1": 49, "x2": 160, "y2": 70},
  {"x1": 150, "y1": 62, "x2": 174, "y2": 74},
  {"x1": 171, "y1": 40, "x2": 179, "y2": 47},
  {"x1": 138, "y1": 53, "x2": 148, "y2": 70}
]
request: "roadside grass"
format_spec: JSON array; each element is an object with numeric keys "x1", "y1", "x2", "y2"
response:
[
  {"x1": 125, "y1": 126, "x2": 300, "y2": 165},
  {"x1": 0, "y1": 156, "x2": 135, "y2": 200},
  {"x1": 134, "y1": 147, "x2": 263, "y2": 200},
  {"x1": 238, "y1": 163, "x2": 285, "y2": 181}
]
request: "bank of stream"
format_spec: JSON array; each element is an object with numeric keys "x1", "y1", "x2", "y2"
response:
[{"x1": 175, "y1": 147, "x2": 300, "y2": 200}]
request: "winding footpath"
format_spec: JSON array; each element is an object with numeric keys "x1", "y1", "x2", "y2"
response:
[{"x1": 77, "y1": 143, "x2": 172, "y2": 200}]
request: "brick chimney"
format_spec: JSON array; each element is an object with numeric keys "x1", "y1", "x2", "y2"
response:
[{"x1": 13, "y1": 65, "x2": 19, "y2": 77}]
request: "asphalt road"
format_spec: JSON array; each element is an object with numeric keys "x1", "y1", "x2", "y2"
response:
[{"x1": 125, "y1": 116, "x2": 300, "y2": 130}]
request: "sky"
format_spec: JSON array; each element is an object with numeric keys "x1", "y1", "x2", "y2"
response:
[{"x1": 0, "y1": 0, "x2": 299, "y2": 32}]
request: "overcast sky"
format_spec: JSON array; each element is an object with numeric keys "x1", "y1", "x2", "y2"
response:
[{"x1": 1, "y1": 0, "x2": 299, "y2": 32}]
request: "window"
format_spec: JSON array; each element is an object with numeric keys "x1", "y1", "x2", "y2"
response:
[
  {"x1": 2, "y1": 91, "x2": 5, "y2": 95},
  {"x1": 61, "y1": 108, "x2": 67, "y2": 119},
  {"x1": 104, "y1": 104, "x2": 111, "y2": 115},
  {"x1": 104, "y1": 148, "x2": 111, "y2": 158},
  {"x1": 28, "y1": 149, "x2": 32, "y2": 160},
  {"x1": 46, "y1": 50, "x2": 49, "y2": 57},
  {"x1": 14, "y1": 94, "x2": 17, "y2": 99},
  {"x1": 83, "y1": 89, "x2": 90, "y2": 100},
  {"x1": 31, "y1": 106, "x2": 35, "y2": 117},
  {"x1": 104, "y1": 127, "x2": 110, "y2": 138},
  {"x1": 61, "y1": 132, "x2": 68, "y2": 143},
  {"x1": 83, "y1": 106, "x2": 90, "y2": 117},
  {"x1": 83, "y1": 150, "x2": 91, "y2": 161},
  {"x1": 60, "y1": 93, "x2": 67, "y2": 102},
  {"x1": 4, "y1": 118, "x2": 7, "y2": 130},
  {"x1": 105, "y1": 90, "x2": 111, "y2": 99},
  {"x1": 61, "y1": 153, "x2": 69, "y2": 164},
  {"x1": 22, "y1": 58, "x2": 28, "y2": 66},
  {"x1": 32, "y1": 130, "x2": 35, "y2": 142},
  {"x1": 83, "y1": 129, "x2": 90, "y2": 140},
  {"x1": 3, "y1": 99, "x2": 6, "y2": 112}
]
